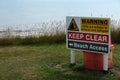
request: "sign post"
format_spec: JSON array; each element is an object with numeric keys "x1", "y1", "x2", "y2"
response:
[
  {"x1": 103, "y1": 54, "x2": 108, "y2": 71},
  {"x1": 70, "y1": 49, "x2": 75, "y2": 65},
  {"x1": 66, "y1": 16, "x2": 110, "y2": 71}
]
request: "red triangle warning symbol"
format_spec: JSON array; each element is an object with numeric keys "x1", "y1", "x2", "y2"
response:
[{"x1": 68, "y1": 18, "x2": 79, "y2": 31}]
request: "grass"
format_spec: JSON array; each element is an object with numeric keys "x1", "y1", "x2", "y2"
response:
[
  {"x1": 0, "y1": 19, "x2": 120, "y2": 80},
  {"x1": 0, "y1": 20, "x2": 66, "y2": 46},
  {"x1": 0, "y1": 26, "x2": 120, "y2": 46},
  {"x1": 0, "y1": 43, "x2": 120, "y2": 80},
  {"x1": 0, "y1": 19, "x2": 120, "y2": 46},
  {"x1": 111, "y1": 27, "x2": 120, "y2": 43},
  {"x1": 0, "y1": 32, "x2": 66, "y2": 46}
]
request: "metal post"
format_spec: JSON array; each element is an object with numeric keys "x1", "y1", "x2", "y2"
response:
[
  {"x1": 70, "y1": 49, "x2": 75, "y2": 65},
  {"x1": 103, "y1": 54, "x2": 108, "y2": 71}
]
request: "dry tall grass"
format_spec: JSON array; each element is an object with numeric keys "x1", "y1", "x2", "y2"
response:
[
  {"x1": 0, "y1": 20, "x2": 66, "y2": 46},
  {"x1": 111, "y1": 19, "x2": 120, "y2": 43},
  {"x1": 0, "y1": 19, "x2": 120, "y2": 46}
]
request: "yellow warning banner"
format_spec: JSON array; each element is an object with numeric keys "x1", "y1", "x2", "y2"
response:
[{"x1": 80, "y1": 18, "x2": 109, "y2": 33}]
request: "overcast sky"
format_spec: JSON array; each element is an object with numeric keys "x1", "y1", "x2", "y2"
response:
[{"x1": 0, "y1": 0, "x2": 120, "y2": 25}]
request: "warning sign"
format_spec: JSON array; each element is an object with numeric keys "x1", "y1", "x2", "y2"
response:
[
  {"x1": 68, "y1": 32, "x2": 109, "y2": 44},
  {"x1": 66, "y1": 17, "x2": 110, "y2": 54},
  {"x1": 80, "y1": 18, "x2": 109, "y2": 33},
  {"x1": 68, "y1": 18, "x2": 79, "y2": 31}
]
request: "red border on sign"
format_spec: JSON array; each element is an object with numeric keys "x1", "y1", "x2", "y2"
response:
[{"x1": 68, "y1": 32, "x2": 109, "y2": 43}]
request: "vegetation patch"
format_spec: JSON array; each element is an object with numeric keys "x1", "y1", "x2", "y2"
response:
[
  {"x1": 0, "y1": 20, "x2": 120, "y2": 46},
  {"x1": 0, "y1": 44, "x2": 119, "y2": 80}
]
